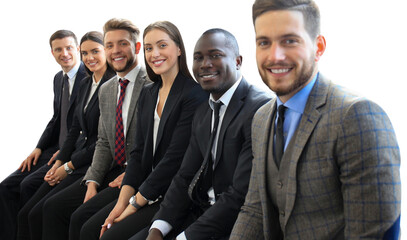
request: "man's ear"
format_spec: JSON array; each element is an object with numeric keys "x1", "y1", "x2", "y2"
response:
[
  {"x1": 135, "y1": 42, "x2": 141, "y2": 54},
  {"x1": 315, "y1": 35, "x2": 326, "y2": 62},
  {"x1": 236, "y1": 55, "x2": 243, "y2": 70}
]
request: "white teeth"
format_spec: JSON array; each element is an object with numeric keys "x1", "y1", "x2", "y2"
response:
[
  {"x1": 271, "y1": 68, "x2": 290, "y2": 74},
  {"x1": 202, "y1": 74, "x2": 216, "y2": 78},
  {"x1": 114, "y1": 57, "x2": 124, "y2": 61},
  {"x1": 88, "y1": 62, "x2": 96, "y2": 66},
  {"x1": 154, "y1": 60, "x2": 164, "y2": 65}
]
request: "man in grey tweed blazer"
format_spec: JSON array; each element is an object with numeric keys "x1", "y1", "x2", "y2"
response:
[{"x1": 231, "y1": 0, "x2": 401, "y2": 239}]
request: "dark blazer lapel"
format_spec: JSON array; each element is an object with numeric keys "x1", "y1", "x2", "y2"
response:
[
  {"x1": 284, "y1": 75, "x2": 328, "y2": 226},
  {"x1": 213, "y1": 79, "x2": 248, "y2": 168},
  {"x1": 85, "y1": 72, "x2": 112, "y2": 116},
  {"x1": 69, "y1": 63, "x2": 86, "y2": 108},
  {"x1": 155, "y1": 74, "x2": 184, "y2": 152},
  {"x1": 79, "y1": 79, "x2": 92, "y2": 133}
]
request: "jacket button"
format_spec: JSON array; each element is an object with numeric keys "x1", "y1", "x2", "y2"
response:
[
  {"x1": 80, "y1": 131, "x2": 83, "y2": 134},
  {"x1": 277, "y1": 181, "x2": 283, "y2": 188},
  {"x1": 280, "y1": 210, "x2": 285, "y2": 217}
]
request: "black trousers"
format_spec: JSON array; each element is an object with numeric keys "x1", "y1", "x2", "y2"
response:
[
  {"x1": 79, "y1": 198, "x2": 162, "y2": 240},
  {"x1": 0, "y1": 146, "x2": 57, "y2": 240},
  {"x1": 40, "y1": 165, "x2": 123, "y2": 240},
  {"x1": 16, "y1": 165, "x2": 85, "y2": 240}
]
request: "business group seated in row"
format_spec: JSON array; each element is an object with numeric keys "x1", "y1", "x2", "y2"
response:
[{"x1": 0, "y1": 0, "x2": 400, "y2": 239}]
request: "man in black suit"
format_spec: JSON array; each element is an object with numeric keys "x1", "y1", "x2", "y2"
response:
[
  {"x1": 0, "y1": 30, "x2": 87, "y2": 240},
  {"x1": 138, "y1": 28, "x2": 271, "y2": 240}
]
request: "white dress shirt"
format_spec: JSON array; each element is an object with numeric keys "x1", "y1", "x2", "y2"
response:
[{"x1": 117, "y1": 65, "x2": 141, "y2": 136}]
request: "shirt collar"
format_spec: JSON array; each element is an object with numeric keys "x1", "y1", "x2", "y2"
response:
[
  {"x1": 117, "y1": 65, "x2": 141, "y2": 83},
  {"x1": 209, "y1": 76, "x2": 242, "y2": 108},
  {"x1": 277, "y1": 73, "x2": 318, "y2": 114},
  {"x1": 91, "y1": 74, "x2": 101, "y2": 86},
  {"x1": 64, "y1": 62, "x2": 81, "y2": 79}
]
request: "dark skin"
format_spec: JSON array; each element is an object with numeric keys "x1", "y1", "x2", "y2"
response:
[{"x1": 146, "y1": 31, "x2": 242, "y2": 240}]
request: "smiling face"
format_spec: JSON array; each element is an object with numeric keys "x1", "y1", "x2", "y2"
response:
[
  {"x1": 192, "y1": 32, "x2": 242, "y2": 100},
  {"x1": 104, "y1": 29, "x2": 140, "y2": 77},
  {"x1": 80, "y1": 40, "x2": 106, "y2": 74},
  {"x1": 143, "y1": 29, "x2": 180, "y2": 80},
  {"x1": 51, "y1": 36, "x2": 79, "y2": 72},
  {"x1": 255, "y1": 10, "x2": 325, "y2": 102}
]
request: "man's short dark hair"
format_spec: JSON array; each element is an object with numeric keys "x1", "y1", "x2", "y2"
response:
[
  {"x1": 252, "y1": 0, "x2": 320, "y2": 39},
  {"x1": 49, "y1": 30, "x2": 78, "y2": 48}
]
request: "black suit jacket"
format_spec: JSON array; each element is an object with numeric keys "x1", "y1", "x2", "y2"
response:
[
  {"x1": 36, "y1": 62, "x2": 88, "y2": 150},
  {"x1": 153, "y1": 78, "x2": 271, "y2": 239},
  {"x1": 122, "y1": 72, "x2": 208, "y2": 201},
  {"x1": 57, "y1": 68, "x2": 115, "y2": 173}
]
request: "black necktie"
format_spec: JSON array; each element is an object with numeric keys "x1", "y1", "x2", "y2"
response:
[
  {"x1": 188, "y1": 101, "x2": 223, "y2": 206},
  {"x1": 274, "y1": 105, "x2": 286, "y2": 168},
  {"x1": 59, "y1": 74, "x2": 70, "y2": 148}
]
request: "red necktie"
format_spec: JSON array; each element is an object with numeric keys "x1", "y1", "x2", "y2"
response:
[{"x1": 115, "y1": 79, "x2": 130, "y2": 165}]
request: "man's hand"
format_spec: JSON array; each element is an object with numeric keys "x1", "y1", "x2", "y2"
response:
[
  {"x1": 109, "y1": 172, "x2": 125, "y2": 188},
  {"x1": 146, "y1": 228, "x2": 164, "y2": 240},
  {"x1": 84, "y1": 182, "x2": 98, "y2": 203},
  {"x1": 18, "y1": 148, "x2": 42, "y2": 172},
  {"x1": 47, "y1": 150, "x2": 60, "y2": 165}
]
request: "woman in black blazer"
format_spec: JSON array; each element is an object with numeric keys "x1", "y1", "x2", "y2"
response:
[
  {"x1": 16, "y1": 31, "x2": 115, "y2": 240},
  {"x1": 80, "y1": 21, "x2": 208, "y2": 240}
]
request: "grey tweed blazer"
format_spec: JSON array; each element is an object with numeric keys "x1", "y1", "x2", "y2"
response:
[
  {"x1": 231, "y1": 74, "x2": 401, "y2": 239},
  {"x1": 82, "y1": 67, "x2": 149, "y2": 185}
]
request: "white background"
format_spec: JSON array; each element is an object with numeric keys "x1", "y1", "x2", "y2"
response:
[{"x1": 0, "y1": 0, "x2": 406, "y2": 234}]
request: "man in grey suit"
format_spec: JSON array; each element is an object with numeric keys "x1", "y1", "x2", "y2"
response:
[
  {"x1": 39, "y1": 18, "x2": 150, "y2": 240},
  {"x1": 231, "y1": 0, "x2": 401, "y2": 239}
]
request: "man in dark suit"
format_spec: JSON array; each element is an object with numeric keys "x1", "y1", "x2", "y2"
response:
[
  {"x1": 0, "y1": 30, "x2": 87, "y2": 240},
  {"x1": 39, "y1": 18, "x2": 150, "y2": 240},
  {"x1": 140, "y1": 28, "x2": 270, "y2": 240},
  {"x1": 230, "y1": 0, "x2": 401, "y2": 239}
]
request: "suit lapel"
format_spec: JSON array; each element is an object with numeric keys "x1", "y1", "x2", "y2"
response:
[
  {"x1": 155, "y1": 74, "x2": 184, "y2": 153},
  {"x1": 283, "y1": 75, "x2": 328, "y2": 227},
  {"x1": 108, "y1": 77, "x2": 119, "y2": 143},
  {"x1": 126, "y1": 70, "x2": 145, "y2": 135},
  {"x1": 85, "y1": 71, "x2": 112, "y2": 116},
  {"x1": 69, "y1": 63, "x2": 86, "y2": 108},
  {"x1": 79, "y1": 79, "x2": 92, "y2": 134},
  {"x1": 254, "y1": 99, "x2": 276, "y2": 238},
  {"x1": 213, "y1": 79, "x2": 247, "y2": 168}
]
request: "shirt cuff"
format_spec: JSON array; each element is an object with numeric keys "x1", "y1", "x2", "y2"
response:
[
  {"x1": 150, "y1": 220, "x2": 173, "y2": 237},
  {"x1": 176, "y1": 231, "x2": 187, "y2": 240},
  {"x1": 85, "y1": 180, "x2": 100, "y2": 186}
]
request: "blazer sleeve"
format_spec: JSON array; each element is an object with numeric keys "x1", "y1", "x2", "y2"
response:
[
  {"x1": 337, "y1": 99, "x2": 401, "y2": 238},
  {"x1": 36, "y1": 72, "x2": 62, "y2": 150}
]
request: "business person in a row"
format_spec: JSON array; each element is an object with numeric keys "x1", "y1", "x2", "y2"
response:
[
  {"x1": 231, "y1": 0, "x2": 401, "y2": 238},
  {"x1": 0, "y1": 30, "x2": 88, "y2": 240}
]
